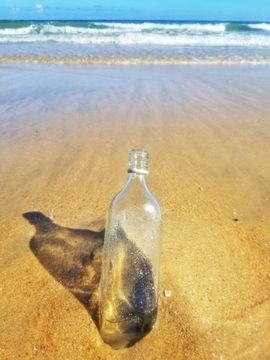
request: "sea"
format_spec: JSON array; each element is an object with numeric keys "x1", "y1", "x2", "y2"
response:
[{"x1": 0, "y1": 20, "x2": 270, "y2": 65}]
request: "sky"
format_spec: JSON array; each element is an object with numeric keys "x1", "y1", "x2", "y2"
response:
[{"x1": 1, "y1": 0, "x2": 270, "y2": 21}]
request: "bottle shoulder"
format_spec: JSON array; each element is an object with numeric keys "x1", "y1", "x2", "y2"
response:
[{"x1": 109, "y1": 184, "x2": 163, "y2": 218}]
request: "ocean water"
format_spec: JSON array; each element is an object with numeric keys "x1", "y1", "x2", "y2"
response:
[{"x1": 0, "y1": 20, "x2": 270, "y2": 65}]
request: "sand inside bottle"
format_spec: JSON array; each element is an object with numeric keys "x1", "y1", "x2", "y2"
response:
[{"x1": 100, "y1": 227, "x2": 158, "y2": 349}]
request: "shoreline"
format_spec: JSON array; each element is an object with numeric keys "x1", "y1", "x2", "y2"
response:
[{"x1": 2, "y1": 58, "x2": 270, "y2": 66}]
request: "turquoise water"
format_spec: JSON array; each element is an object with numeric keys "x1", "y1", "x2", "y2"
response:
[{"x1": 0, "y1": 20, "x2": 270, "y2": 64}]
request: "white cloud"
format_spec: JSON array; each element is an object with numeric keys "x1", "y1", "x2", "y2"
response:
[
  {"x1": 12, "y1": 7, "x2": 20, "y2": 14},
  {"x1": 36, "y1": 4, "x2": 43, "y2": 13}
]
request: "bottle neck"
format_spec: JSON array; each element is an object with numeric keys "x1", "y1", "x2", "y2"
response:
[
  {"x1": 124, "y1": 172, "x2": 148, "y2": 194},
  {"x1": 127, "y1": 173, "x2": 147, "y2": 182},
  {"x1": 128, "y1": 149, "x2": 149, "y2": 175}
]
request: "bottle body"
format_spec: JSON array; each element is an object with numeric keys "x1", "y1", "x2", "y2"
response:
[{"x1": 99, "y1": 150, "x2": 162, "y2": 349}]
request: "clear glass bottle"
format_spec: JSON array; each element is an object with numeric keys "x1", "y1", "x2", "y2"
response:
[{"x1": 99, "y1": 149, "x2": 163, "y2": 349}]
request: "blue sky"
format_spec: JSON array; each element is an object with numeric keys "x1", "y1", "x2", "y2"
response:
[{"x1": 1, "y1": 0, "x2": 270, "y2": 21}]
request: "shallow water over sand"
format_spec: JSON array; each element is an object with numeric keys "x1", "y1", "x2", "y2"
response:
[{"x1": 0, "y1": 64, "x2": 270, "y2": 359}]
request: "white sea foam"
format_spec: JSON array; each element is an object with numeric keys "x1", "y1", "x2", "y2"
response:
[
  {"x1": 0, "y1": 22, "x2": 226, "y2": 37},
  {"x1": 249, "y1": 23, "x2": 270, "y2": 31},
  {"x1": 1, "y1": 32, "x2": 270, "y2": 47},
  {"x1": 94, "y1": 22, "x2": 226, "y2": 32},
  {"x1": 0, "y1": 22, "x2": 270, "y2": 46},
  {"x1": 0, "y1": 24, "x2": 37, "y2": 35},
  {"x1": 116, "y1": 33, "x2": 270, "y2": 46},
  {"x1": 0, "y1": 21, "x2": 270, "y2": 65}
]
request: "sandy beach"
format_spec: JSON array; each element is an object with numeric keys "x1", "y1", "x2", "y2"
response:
[{"x1": 0, "y1": 63, "x2": 270, "y2": 359}]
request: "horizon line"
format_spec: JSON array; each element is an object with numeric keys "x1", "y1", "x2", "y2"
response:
[{"x1": 1, "y1": 19, "x2": 270, "y2": 22}]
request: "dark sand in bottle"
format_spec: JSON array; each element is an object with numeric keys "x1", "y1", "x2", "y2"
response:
[{"x1": 0, "y1": 64, "x2": 270, "y2": 359}]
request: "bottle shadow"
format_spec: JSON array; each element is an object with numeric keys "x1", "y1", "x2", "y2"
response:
[{"x1": 23, "y1": 212, "x2": 104, "y2": 328}]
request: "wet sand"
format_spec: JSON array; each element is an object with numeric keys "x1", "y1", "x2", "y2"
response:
[{"x1": 0, "y1": 64, "x2": 270, "y2": 359}]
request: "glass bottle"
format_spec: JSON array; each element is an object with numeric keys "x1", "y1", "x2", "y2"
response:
[{"x1": 99, "y1": 149, "x2": 163, "y2": 349}]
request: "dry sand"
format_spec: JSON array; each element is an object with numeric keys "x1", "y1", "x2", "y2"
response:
[{"x1": 0, "y1": 64, "x2": 270, "y2": 359}]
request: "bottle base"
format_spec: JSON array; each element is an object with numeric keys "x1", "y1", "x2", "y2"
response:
[{"x1": 100, "y1": 308, "x2": 157, "y2": 349}]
